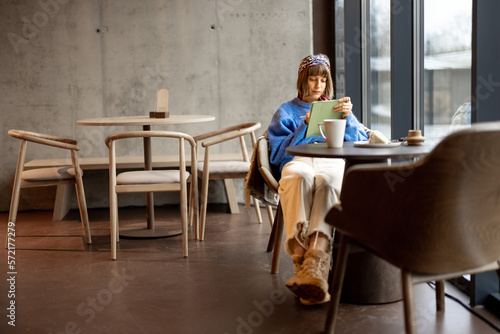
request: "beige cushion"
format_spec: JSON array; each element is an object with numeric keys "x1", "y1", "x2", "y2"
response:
[
  {"x1": 116, "y1": 170, "x2": 189, "y2": 185},
  {"x1": 22, "y1": 166, "x2": 76, "y2": 181},
  {"x1": 197, "y1": 161, "x2": 250, "y2": 175}
]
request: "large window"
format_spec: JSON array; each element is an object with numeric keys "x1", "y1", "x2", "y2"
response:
[
  {"x1": 334, "y1": 0, "x2": 345, "y2": 99},
  {"x1": 423, "y1": 0, "x2": 472, "y2": 142},
  {"x1": 368, "y1": 0, "x2": 391, "y2": 135}
]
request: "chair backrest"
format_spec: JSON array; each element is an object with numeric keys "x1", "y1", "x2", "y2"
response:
[
  {"x1": 105, "y1": 131, "x2": 197, "y2": 183},
  {"x1": 194, "y1": 122, "x2": 261, "y2": 162},
  {"x1": 256, "y1": 135, "x2": 279, "y2": 193},
  {"x1": 9, "y1": 129, "x2": 79, "y2": 149},
  {"x1": 105, "y1": 130, "x2": 195, "y2": 148},
  {"x1": 9, "y1": 129, "x2": 80, "y2": 160},
  {"x1": 330, "y1": 122, "x2": 500, "y2": 275},
  {"x1": 8, "y1": 129, "x2": 82, "y2": 177}
]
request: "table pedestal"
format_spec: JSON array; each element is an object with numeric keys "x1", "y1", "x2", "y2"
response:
[{"x1": 339, "y1": 251, "x2": 403, "y2": 304}]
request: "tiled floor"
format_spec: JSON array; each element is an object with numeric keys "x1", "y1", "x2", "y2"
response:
[{"x1": 1, "y1": 204, "x2": 499, "y2": 334}]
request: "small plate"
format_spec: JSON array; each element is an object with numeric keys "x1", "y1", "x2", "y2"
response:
[{"x1": 354, "y1": 141, "x2": 402, "y2": 148}]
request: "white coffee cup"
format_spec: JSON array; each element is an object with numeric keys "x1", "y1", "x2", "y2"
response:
[{"x1": 318, "y1": 119, "x2": 346, "y2": 148}]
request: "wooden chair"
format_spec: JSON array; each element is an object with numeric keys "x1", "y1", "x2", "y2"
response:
[
  {"x1": 6, "y1": 129, "x2": 92, "y2": 246},
  {"x1": 255, "y1": 135, "x2": 284, "y2": 274},
  {"x1": 323, "y1": 122, "x2": 500, "y2": 334},
  {"x1": 105, "y1": 131, "x2": 197, "y2": 260},
  {"x1": 194, "y1": 122, "x2": 267, "y2": 240}
]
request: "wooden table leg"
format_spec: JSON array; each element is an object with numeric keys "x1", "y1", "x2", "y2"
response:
[{"x1": 143, "y1": 127, "x2": 155, "y2": 229}]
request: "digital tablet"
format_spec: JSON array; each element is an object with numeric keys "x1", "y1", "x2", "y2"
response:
[{"x1": 305, "y1": 100, "x2": 342, "y2": 138}]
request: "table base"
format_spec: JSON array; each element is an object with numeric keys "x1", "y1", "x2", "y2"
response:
[{"x1": 339, "y1": 251, "x2": 403, "y2": 304}]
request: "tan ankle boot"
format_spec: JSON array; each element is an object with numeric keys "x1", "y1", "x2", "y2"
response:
[{"x1": 285, "y1": 249, "x2": 330, "y2": 304}]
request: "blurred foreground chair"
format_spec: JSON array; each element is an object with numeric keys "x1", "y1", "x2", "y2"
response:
[
  {"x1": 324, "y1": 123, "x2": 500, "y2": 334},
  {"x1": 106, "y1": 131, "x2": 197, "y2": 260},
  {"x1": 194, "y1": 122, "x2": 270, "y2": 240},
  {"x1": 6, "y1": 129, "x2": 92, "y2": 246}
]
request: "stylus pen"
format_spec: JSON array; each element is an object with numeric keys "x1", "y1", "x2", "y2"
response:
[{"x1": 299, "y1": 116, "x2": 306, "y2": 118}]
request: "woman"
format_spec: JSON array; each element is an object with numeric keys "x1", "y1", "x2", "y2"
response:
[{"x1": 267, "y1": 54, "x2": 369, "y2": 305}]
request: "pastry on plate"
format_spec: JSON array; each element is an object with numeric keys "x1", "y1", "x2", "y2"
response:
[{"x1": 368, "y1": 130, "x2": 391, "y2": 144}]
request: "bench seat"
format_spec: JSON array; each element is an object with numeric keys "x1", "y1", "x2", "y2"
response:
[
  {"x1": 24, "y1": 152, "x2": 244, "y2": 170},
  {"x1": 24, "y1": 152, "x2": 247, "y2": 220}
]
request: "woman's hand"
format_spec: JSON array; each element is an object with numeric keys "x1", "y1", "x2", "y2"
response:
[
  {"x1": 305, "y1": 111, "x2": 311, "y2": 125},
  {"x1": 334, "y1": 96, "x2": 352, "y2": 118}
]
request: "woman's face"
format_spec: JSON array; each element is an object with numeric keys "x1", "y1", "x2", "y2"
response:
[{"x1": 303, "y1": 75, "x2": 327, "y2": 103}]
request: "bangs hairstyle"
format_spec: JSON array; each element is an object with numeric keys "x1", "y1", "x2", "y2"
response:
[{"x1": 297, "y1": 63, "x2": 334, "y2": 100}]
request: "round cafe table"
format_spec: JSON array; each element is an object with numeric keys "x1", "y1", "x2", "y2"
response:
[
  {"x1": 286, "y1": 141, "x2": 431, "y2": 169},
  {"x1": 286, "y1": 141, "x2": 434, "y2": 304},
  {"x1": 77, "y1": 114, "x2": 215, "y2": 238}
]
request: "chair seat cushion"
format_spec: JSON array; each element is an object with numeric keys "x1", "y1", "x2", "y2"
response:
[
  {"x1": 22, "y1": 166, "x2": 76, "y2": 181},
  {"x1": 197, "y1": 161, "x2": 250, "y2": 175},
  {"x1": 116, "y1": 170, "x2": 189, "y2": 184}
]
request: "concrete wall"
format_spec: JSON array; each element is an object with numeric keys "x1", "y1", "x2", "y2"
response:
[{"x1": 0, "y1": 0, "x2": 313, "y2": 212}]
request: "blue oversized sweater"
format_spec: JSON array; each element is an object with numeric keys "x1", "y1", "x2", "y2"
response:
[{"x1": 268, "y1": 97, "x2": 369, "y2": 175}]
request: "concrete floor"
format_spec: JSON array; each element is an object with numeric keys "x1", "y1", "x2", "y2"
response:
[{"x1": 1, "y1": 204, "x2": 500, "y2": 334}]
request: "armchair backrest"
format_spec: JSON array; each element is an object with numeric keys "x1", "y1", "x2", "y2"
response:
[
  {"x1": 8, "y1": 129, "x2": 82, "y2": 176},
  {"x1": 194, "y1": 122, "x2": 261, "y2": 162},
  {"x1": 329, "y1": 122, "x2": 500, "y2": 275},
  {"x1": 9, "y1": 129, "x2": 80, "y2": 152},
  {"x1": 105, "y1": 130, "x2": 197, "y2": 177}
]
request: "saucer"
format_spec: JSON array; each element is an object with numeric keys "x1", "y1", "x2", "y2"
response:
[
  {"x1": 404, "y1": 136, "x2": 425, "y2": 146},
  {"x1": 354, "y1": 141, "x2": 402, "y2": 148}
]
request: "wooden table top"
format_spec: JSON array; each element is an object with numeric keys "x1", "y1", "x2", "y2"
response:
[
  {"x1": 286, "y1": 141, "x2": 433, "y2": 161},
  {"x1": 76, "y1": 114, "x2": 216, "y2": 126}
]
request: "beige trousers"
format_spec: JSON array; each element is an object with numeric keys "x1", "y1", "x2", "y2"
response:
[{"x1": 278, "y1": 156, "x2": 345, "y2": 256}]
